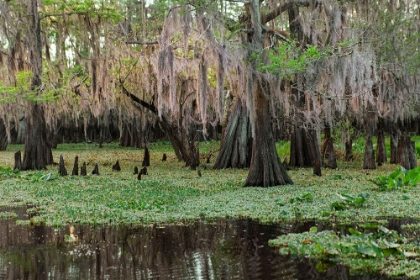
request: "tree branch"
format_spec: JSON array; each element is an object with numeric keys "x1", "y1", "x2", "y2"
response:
[
  {"x1": 118, "y1": 83, "x2": 158, "y2": 115},
  {"x1": 125, "y1": 40, "x2": 159, "y2": 45}
]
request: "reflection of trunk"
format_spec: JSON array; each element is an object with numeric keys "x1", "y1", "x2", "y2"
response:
[
  {"x1": 214, "y1": 98, "x2": 252, "y2": 169},
  {"x1": 243, "y1": 79, "x2": 292, "y2": 187},
  {"x1": 22, "y1": 104, "x2": 53, "y2": 170},
  {"x1": 321, "y1": 126, "x2": 337, "y2": 169}
]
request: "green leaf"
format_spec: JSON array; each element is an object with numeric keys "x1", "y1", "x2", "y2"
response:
[
  {"x1": 356, "y1": 245, "x2": 377, "y2": 257},
  {"x1": 348, "y1": 227, "x2": 362, "y2": 235},
  {"x1": 310, "y1": 226, "x2": 318, "y2": 233}
]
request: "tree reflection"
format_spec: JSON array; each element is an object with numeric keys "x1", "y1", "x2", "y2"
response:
[{"x1": 0, "y1": 212, "x2": 390, "y2": 280}]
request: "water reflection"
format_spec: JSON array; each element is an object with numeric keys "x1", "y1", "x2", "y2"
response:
[{"x1": 0, "y1": 208, "x2": 397, "y2": 279}]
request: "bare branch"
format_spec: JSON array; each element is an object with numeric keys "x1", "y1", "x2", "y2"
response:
[{"x1": 125, "y1": 40, "x2": 159, "y2": 45}]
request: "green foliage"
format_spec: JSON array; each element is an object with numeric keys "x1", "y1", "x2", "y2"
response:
[
  {"x1": 289, "y1": 193, "x2": 313, "y2": 203},
  {"x1": 330, "y1": 193, "x2": 370, "y2": 211},
  {"x1": 44, "y1": 0, "x2": 123, "y2": 22},
  {"x1": 0, "y1": 167, "x2": 20, "y2": 179},
  {"x1": 259, "y1": 42, "x2": 326, "y2": 78},
  {"x1": 269, "y1": 225, "x2": 420, "y2": 277},
  {"x1": 369, "y1": 166, "x2": 420, "y2": 191},
  {"x1": 0, "y1": 211, "x2": 17, "y2": 220}
]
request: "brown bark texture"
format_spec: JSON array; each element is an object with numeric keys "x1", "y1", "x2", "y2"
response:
[
  {"x1": 243, "y1": 79, "x2": 293, "y2": 187},
  {"x1": 14, "y1": 151, "x2": 22, "y2": 171},
  {"x1": 214, "y1": 98, "x2": 252, "y2": 169},
  {"x1": 72, "y1": 156, "x2": 79, "y2": 176},
  {"x1": 58, "y1": 155, "x2": 68, "y2": 176},
  {"x1": 22, "y1": 104, "x2": 53, "y2": 170},
  {"x1": 321, "y1": 126, "x2": 337, "y2": 169},
  {"x1": 376, "y1": 128, "x2": 387, "y2": 166}
]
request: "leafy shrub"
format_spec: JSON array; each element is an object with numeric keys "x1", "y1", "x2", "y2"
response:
[{"x1": 369, "y1": 166, "x2": 420, "y2": 191}]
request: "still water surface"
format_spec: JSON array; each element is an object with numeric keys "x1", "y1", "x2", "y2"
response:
[{"x1": 0, "y1": 207, "x2": 395, "y2": 279}]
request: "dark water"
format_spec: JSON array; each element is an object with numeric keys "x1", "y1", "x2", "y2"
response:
[{"x1": 0, "y1": 207, "x2": 396, "y2": 280}]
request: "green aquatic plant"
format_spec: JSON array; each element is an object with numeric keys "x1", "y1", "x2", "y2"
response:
[
  {"x1": 269, "y1": 225, "x2": 420, "y2": 277},
  {"x1": 370, "y1": 166, "x2": 420, "y2": 191},
  {"x1": 0, "y1": 211, "x2": 17, "y2": 219},
  {"x1": 0, "y1": 166, "x2": 20, "y2": 179},
  {"x1": 330, "y1": 192, "x2": 370, "y2": 210}
]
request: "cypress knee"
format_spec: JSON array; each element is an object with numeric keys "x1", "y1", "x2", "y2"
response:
[
  {"x1": 112, "y1": 160, "x2": 121, "y2": 171},
  {"x1": 72, "y1": 156, "x2": 79, "y2": 176},
  {"x1": 14, "y1": 151, "x2": 22, "y2": 171},
  {"x1": 81, "y1": 162, "x2": 87, "y2": 176},
  {"x1": 91, "y1": 163, "x2": 99, "y2": 175},
  {"x1": 142, "y1": 147, "x2": 150, "y2": 167},
  {"x1": 58, "y1": 155, "x2": 68, "y2": 176}
]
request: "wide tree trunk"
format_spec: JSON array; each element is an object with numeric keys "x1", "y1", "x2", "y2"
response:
[
  {"x1": 289, "y1": 127, "x2": 321, "y2": 169},
  {"x1": 363, "y1": 135, "x2": 376, "y2": 169},
  {"x1": 390, "y1": 127, "x2": 400, "y2": 164},
  {"x1": 22, "y1": 104, "x2": 53, "y2": 170},
  {"x1": 214, "y1": 98, "x2": 252, "y2": 169},
  {"x1": 243, "y1": 79, "x2": 293, "y2": 187},
  {"x1": 321, "y1": 125, "x2": 337, "y2": 169},
  {"x1": 397, "y1": 133, "x2": 416, "y2": 170},
  {"x1": 376, "y1": 127, "x2": 387, "y2": 166},
  {"x1": 22, "y1": 0, "x2": 53, "y2": 170}
]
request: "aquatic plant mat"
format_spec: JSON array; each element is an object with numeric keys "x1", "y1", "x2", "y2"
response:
[{"x1": 1, "y1": 141, "x2": 420, "y2": 278}]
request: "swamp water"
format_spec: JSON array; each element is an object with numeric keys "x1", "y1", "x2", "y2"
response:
[{"x1": 0, "y1": 207, "x2": 397, "y2": 280}]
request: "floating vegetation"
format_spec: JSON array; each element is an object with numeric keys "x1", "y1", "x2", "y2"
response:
[
  {"x1": 0, "y1": 211, "x2": 17, "y2": 219},
  {"x1": 269, "y1": 225, "x2": 420, "y2": 278}
]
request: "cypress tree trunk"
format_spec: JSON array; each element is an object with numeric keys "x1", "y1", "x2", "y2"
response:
[
  {"x1": 345, "y1": 138, "x2": 354, "y2": 161},
  {"x1": 242, "y1": 0, "x2": 292, "y2": 187},
  {"x1": 390, "y1": 127, "x2": 400, "y2": 164},
  {"x1": 214, "y1": 98, "x2": 252, "y2": 169},
  {"x1": 243, "y1": 79, "x2": 293, "y2": 187},
  {"x1": 289, "y1": 126, "x2": 321, "y2": 169},
  {"x1": 363, "y1": 104, "x2": 376, "y2": 170},
  {"x1": 409, "y1": 140, "x2": 417, "y2": 169},
  {"x1": 321, "y1": 125, "x2": 337, "y2": 169},
  {"x1": 0, "y1": 118, "x2": 8, "y2": 150},
  {"x1": 376, "y1": 127, "x2": 387, "y2": 166},
  {"x1": 22, "y1": 0, "x2": 53, "y2": 170},
  {"x1": 397, "y1": 133, "x2": 416, "y2": 170},
  {"x1": 22, "y1": 104, "x2": 53, "y2": 170},
  {"x1": 363, "y1": 135, "x2": 376, "y2": 169}
]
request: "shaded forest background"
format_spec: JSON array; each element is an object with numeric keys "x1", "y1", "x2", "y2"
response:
[{"x1": 0, "y1": 0, "x2": 419, "y2": 186}]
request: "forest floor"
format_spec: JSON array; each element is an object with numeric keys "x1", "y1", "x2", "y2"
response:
[{"x1": 1, "y1": 141, "x2": 420, "y2": 278}]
